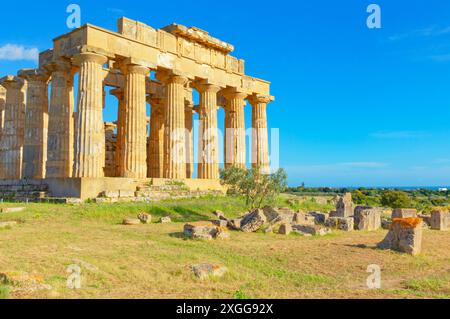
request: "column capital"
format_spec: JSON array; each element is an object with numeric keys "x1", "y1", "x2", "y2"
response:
[
  {"x1": 124, "y1": 64, "x2": 150, "y2": 76},
  {"x1": 155, "y1": 70, "x2": 188, "y2": 86},
  {"x1": 44, "y1": 59, "x2": 72, "y2": 74},
  {"x1": 18, "y1": 69, "x2": 50, "y2": 83},
  {"x1": 0, "y1": 75, "x2": 25, "y2": 89},
  {"x1": 247, "y1": 94, "x2": 272, "y2": 106},
  {"x1": 193, "y1": 81, "x2": 221, "y2": 94},
  {"x1": 221, "y1": 88, "x2": 247, "y2": 100},
  {"x1": 73, "y1": 52, "x2": 108, "y2": 67}
]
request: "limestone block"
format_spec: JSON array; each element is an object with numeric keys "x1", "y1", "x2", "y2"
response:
[
  {"x1": 240, "y1": 209, "x2": 267, "y2": 233},
  {"x1": 378, "y1": 218, "x2": 423, "y2": 255},
  {"x1": 335, "y1": 193, "x2": 354, "y2": 217},
  {"x1": 278, "y1": 223, "x2": 292, "y2": 235},
  {"x1": 392, "y1": 208, "x2": 417, "y2": 219},
  {"x1": 354, "y1": 206, "x2": 381, "y2": 231},
  {"x1": 184, "y1": 221, "x2": 228, "y2": 240},
  {"x1": 160, "y1": 216, "x2": 172, "y2": 224},
  {"x1": 326, "y1": 217, "x2": 354, "y2": 231},
  {"x1": 308, "y1": 212, "x2": 328, "y2": 224},
  {"x1": 191, "y1": 264, "x2": 227, "y2": 280},
  {"x1": 137, "y1": 212, "x2": 151, "y2": 224},
  {"x1": 292, "y1": 224, "x2": 331, "y2": 236},
  {"x1": 430, "y1": 210, "x2": 450, "y2": 231}
]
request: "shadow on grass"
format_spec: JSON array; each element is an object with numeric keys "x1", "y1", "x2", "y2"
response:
[{"x1": 169, "y1": 232, "x2": 187, "y2": 239}]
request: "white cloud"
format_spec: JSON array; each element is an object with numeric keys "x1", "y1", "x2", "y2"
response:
[
  {"x1": 370, "y1": 131, "x2": 430, "y2": 139},
  {"x1": 389, "y1": 25, "x2": 450, "y2": 42},
  {"x1": 0, "y1": 44, "x2": 39, "y2": 62}
]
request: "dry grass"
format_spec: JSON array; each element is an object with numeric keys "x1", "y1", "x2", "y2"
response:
[{"x1": 0, "y1": 197, "x2": 449, "y2": 299}]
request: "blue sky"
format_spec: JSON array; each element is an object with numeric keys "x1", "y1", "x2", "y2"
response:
[{"x1": 1, "y1": 0, "x2": 450, "y2": 187}]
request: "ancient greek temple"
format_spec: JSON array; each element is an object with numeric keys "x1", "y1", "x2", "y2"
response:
[{"x1": 0, "y1": 18, "x2": 274, "y2": 200}]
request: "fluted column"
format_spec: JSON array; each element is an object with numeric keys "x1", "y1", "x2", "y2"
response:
[
  {"x1": 157, "y1": 72, "x2": 188, "y2": 179},
  {"x1": 223, "y1": 90, "x2": 247, "y2": 169},
  {"x1": 45, "y1": 60, "x2": 74, "y2": 178},
  {"x1": 148, "y1": 96, "x2": 165, "y2": 178},
  {"x1": 248, "y1": 95, "x2": 271, "y2": 174},
  {"x1": 72, "y1": 53, "x2": 108, "y2": 178},
  {"x1": 118, "y1": 64, "x2": 149, "y2": 178},
  {"x1": 0, "y1": 86, "x2": 5, "y2": 132},
  {"x1": 110, "y1": 88, "x2": 124, "y2": 177},
  {"x1": 196, "y1": 83, "x2": 221, "y2": 179},
  {"x1": 18, "y1": 69, "x2": 50, "y2": 179},
  {"x1": 0, "y1": 76, "x2": 26, "y2": 179}
]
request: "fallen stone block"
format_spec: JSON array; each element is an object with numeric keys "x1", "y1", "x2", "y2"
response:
[
  {"x1": 0, "y1": 207, "x2": 26, "y2": 213},
  {"x1": 354, "y1": 207, "x2": 381, "y2": 231},
  {"x1": 263, "y1": 206, "x2": 294, "y2": 223},
  {"x1": 308, "y1": 212, "x2": 328, "y2": 224},
  {"x1": 227, "y1": 218, "x2": 242, "y2": 230},
  {"x1": 326, "y1": 217, "x2": 354, "y2": 231},
  {"x1": 378, "y1": 218, "x2": 423, "y2": 256},
  {"x1": 240, "y1": 209, "x2": 267, "y2": 233},
  {"x1": 292, "y1": 224, "x2": 331, "y2": 236},
  {"x1": 430, "y1": 210, "x2": 450, "y2": 231},
  {"x1": 278, "y1": 223, "x2": 292, "y2": 235},
  {"x1": 381, "y1": 219, "x2": 392, "y2": 230},
  {"x1": 161, "y1": 216, "x2": 172, "y2": 224},
  {"x1": 0, "y1": 221, "x2": 18, "y2": 229},
  {"x1": 213, "y1": 210, "x2": 225, "y2": 219},
  {"x1": 122, "y1": 218, "x2": 141, "y2": 226},
  {"x1": 0, "y1": 271, "x2": 52, "y2": 293},
  {"x1": 137, "y1": 213, "x2": 151, "y2": 224},
  {"x1": 293, "y1": 212, "x2": 315, "y2": 226},
  {"x1": 418, "y1": 215, "x2": 431, "y2": 227},
  {"x1": 392, "y1": 208, "x2": 417, "y2": 219},
  {"x1": 191, "y1": 264, "x2": 227, "y2": 280},
  {"x1": 184, "y1": 221, "x2": 229, "y2": 240},
  {"x1": 211, "y1": 219, "x2": 228, "y2": 228}
]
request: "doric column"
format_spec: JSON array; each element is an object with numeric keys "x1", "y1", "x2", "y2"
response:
[
  {"x1": 18, "y1": 69, "x2": 50, "y2": 179},
  {"x1": 72, "y1": 53, "x2": 108, "y2": 178},
  {"x1": 248, "y1": 95, "x2": 271, "y2": 174},
  {"x1": 45, "y1": 60, "x2": 74, "y2": 178},
  {"x1": 156, "y1": 72, "x2": 188, "y2": 179},
  {"x1": 0, "y1": 76, "x2": 26, "y2": 179},
  {"x1": 0, "y1": 85, "x2": 5, "y2": 132},
  {"x1": 147, "y1": 96, "x2": 165, "y2": 178},
  {"x1": 196, "y1": 83, "x2": 221, "y2": 179},
  {"x1": 104, "y1": 122, "x2": 117, "y2": 177},
  {"x1": 118, "y1": 64, "x2": 149, "y2": 178},
  {"x1": 223, "y1": 89, "x2": 247, "y2": 169},
  {"x1": 185, "y1": 87, "x2": 194, "y2": 179},
  {"x1": 110, "y1": 88, "x2": 124, "y2": 177}
]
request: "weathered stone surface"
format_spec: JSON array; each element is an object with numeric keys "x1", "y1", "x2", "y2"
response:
[
  {"x1": 184, "y1": 221, "x2": 229, "y2": 240},
  {"x1": 392, "y1": 208, "x2": 417, "y2": 219},
  {"x1": 430, "y1": 210, "x2": 450, "y2": 231},
  {"x1": 122, "y1": 218, "x2": 141, "y2": 225},
  {"x1": 292, "y1": 224, "x2": 331, "y2": 236},
  {"x1": 382, "y1": 219, "x2": 392, "y2": 230},
  {"x1": 211, "y1": 219, "x2": 228, "y2": 228},
  {"x1": 263, "y1": 206, "x2": 294, "y2": 223},
  {"x1": 354, "y1": 206, "x2": 381, "y2": 231},
  {"x1": 227, "y1": 218, "x2": 242, "y2": 230},
  {"x1": 326, "y1": 217, "x2": 354, "y2": 231},
  {"x1": 0, "y1": 271, "x2": 52, "y2": 292},
  {"x1": 293, "y1": 212, "x2": 316, "y2": 226},
  {"x1": 0, "y1": 221, "x2": 18, "y2": 228},
  {"x1": 278, "y1": 223, "x2": 292, "y2": 235},
  {"x1": 335, "y1": 193, "x2": 354, "y2": 217},
  {"x1": 161, "y1": 216, "x2": 172, "y2": 224},
  {"x1": 308, "y1": 212, "x2": 327, "y2": 224},
  {"x1": 0, "y1": 207, "x2": 26, "y2": 213},
  {"x1": 240, "y1": 209, "x2": 267, "y2": 233},
  {"x1": 378, "y1": 218, "x2": 423, "y2": 255},
  {"x1": 137, "y1": 212, "x2": 151, "y2": 224},
  {"x1": 213, "y1": 210, "x2": 225, "y2": 219},
  {"x1": 191, "y1": 264, "x2": 227, "y2": 280}
]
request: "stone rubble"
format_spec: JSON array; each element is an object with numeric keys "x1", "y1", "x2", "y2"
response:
[{"x1": 378, "y1": 218, "x2": 423, "y2": 256}]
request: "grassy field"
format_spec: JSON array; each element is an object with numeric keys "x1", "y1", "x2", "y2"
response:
[{"x1": 0, "y1": 196, "x2": 449, "y2": 299}]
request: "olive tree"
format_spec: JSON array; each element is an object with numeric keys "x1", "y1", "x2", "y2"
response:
[{"x1": 220, "y1": 167, "x2": 288, "y2": 209}]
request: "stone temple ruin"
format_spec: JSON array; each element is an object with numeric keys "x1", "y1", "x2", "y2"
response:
[{"x1": 0, "y1": 18, "x2": 274, "y2": 201}]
